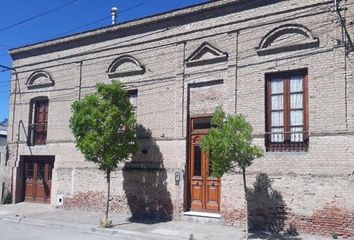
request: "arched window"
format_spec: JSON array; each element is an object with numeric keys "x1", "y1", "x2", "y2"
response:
[
  {"x1": 26, "y1": 71, "x2": 54, "y2": 89},
  {"x1": 256, "y1": 24, "x2": 319, "y2": 56},
  {"x1": 107, "y1": 55, "x2": 145, "y2": 78}
]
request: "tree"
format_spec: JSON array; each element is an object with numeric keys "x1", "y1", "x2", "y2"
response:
[
  {"x1": 200, "y1": 106, "x2": 263, "y2": 239},
  {"x1": 70, "y1": 81, "x2": 138, "y2": 227}
]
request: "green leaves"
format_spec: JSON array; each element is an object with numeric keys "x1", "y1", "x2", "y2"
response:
[
  {"x1": 200, "y1": 106, "x2": 263, "y2": 177},
  {"x1": 70, "y1": 81, "x2": 138, "y2": 174}
]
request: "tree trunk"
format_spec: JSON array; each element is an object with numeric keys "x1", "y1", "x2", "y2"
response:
[
  {"x1": 105, "y1": 171, "x2": 111, "y2": 223},
  {"x1": 242, "y1": 167, "x2": 249, "y2": 240}
]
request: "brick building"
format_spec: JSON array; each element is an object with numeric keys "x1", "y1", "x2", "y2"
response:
[
  {"x1": 0, "y1": 125, "x2": 8, "y2": 203},
  {"x1": 3, "y1": 0, "x2": 354, "y2": 237}
]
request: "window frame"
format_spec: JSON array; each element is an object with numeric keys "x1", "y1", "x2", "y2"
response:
[
  {"x1": 265, "y1": 69, "x2": 309, "y2": 152},
  {"x1": 190, "y1": 115, "x2": 212, "y2": 135},
  {"x1": 127, "y1": 89, "x2": 138, "y2": 114},
  {"x1": 28, "y1": 97, "x2": 49, "y2": 146}
]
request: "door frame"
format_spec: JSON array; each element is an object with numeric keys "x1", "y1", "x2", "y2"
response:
[
  {"x1": 187, "y1": 115, "x2": 221, "y2": 213},
  {"x1": 22, "y1": 156, "x2": 54, "y2": 204}
]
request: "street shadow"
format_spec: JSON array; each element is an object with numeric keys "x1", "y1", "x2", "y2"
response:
[
  {"x1": 122, "y1": 125, "x2": 173, "y2": 223},
  {"x1": 248, "y1": 173, "x2": 295, "y2": 239}
]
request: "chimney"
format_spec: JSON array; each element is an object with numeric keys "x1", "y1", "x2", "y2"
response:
[{"x1": 111, "y1": 7, "x2": 118, "y2": 25}]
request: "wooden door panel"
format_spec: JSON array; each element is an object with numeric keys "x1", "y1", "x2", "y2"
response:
[
  {"x1": 35, "y1": 184, "x2": 46, "y2": 202},
  {"x1": 190, "y1": 144, "x2": 203, "y2": 211},
  {"x1": 190, "y1": 136, "x2": 220, "y2": 212},
  {"x1": 46, "y1": 181, "x2": 52, "y2": 203},
  {"x1": 24, "y1": 157, "x2": 53, "y2": 204},
  {"x1": 25, "y1": 181, "x2": 35, "y2": 201},
  {"x1": 24, "y1": 159, "x2": 34, "y2": 201},
  {"x1": 189, "y1": 117, "x2": 220, "y2": 213},
  {"x1": 205, "y1": 178, "x2": 220, "y2": 211},
  {"x1": 191, "y1": 178, "x2": 203, "y2": 210}
]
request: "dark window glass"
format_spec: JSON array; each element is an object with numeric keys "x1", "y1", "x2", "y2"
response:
[
  {"x1": 193, "y1": 145, "x2": 202, "y2": 177},
  {"x1": 38, "y1": 162, "x2": 45, "y2": 182},
  {"x1": 128, "y1": 89, "x2": 138, "y2": 112},
  {"x1": 193, "y1": 118, "x2": 211, "y2": 130},
  {"x1": 26, "y1": 162, "x2": 34, "y2": 180},
  {"x1": 48, "y1": 162, "x2": 54, "y2": 181},
  {"x1": 208, "y1": 160, "x2": 213, "y2": 177}
]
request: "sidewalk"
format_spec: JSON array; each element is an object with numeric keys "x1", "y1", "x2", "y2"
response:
[{"x1": 0, "y1": 203, "x2": 332, "y2": 240}]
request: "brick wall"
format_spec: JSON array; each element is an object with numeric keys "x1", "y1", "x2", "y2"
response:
[
  {"x1": 0, "y1": 145, "x2": 10, "y2": 204},
  {"x1": 4, "y1": 0, "x2": 354, "y2": 237}
]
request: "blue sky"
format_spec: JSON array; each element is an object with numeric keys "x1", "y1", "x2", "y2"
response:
[{"x1": 0, "y1": 0, "x2": 206, "y2": 122}]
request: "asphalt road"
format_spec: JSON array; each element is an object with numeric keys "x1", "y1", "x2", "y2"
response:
[{"x1": 0, "y1": 220, "x2": 129, "y2": 240}]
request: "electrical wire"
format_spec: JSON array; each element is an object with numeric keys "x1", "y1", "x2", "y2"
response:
[
  {"x1": 4, "y1": 8, "x2": 339, "y2": 78},
  {"x1": 0, "y1": 15, "x2": 337, "y2": 87},
  {"x1": 0, "y1": 1, "x2": 336, "y2": 71},
  {"x1": 0, "y1": 22, "x2": 338, "y2": 98},
  {"x1": 0, "y1": 0, "x2": 83, "y2": 34},
  {"x1": 0, "y1": 1, "x2": 346, "y2": 108},
  {"x1": 0, "y1": 0, "x2": 158, "y2": 71},
  {"x1": 31, "y1": 0, "x2": 152, "y2": 46},
  {"x1": 0, "y1": 0, "x2": 154, "y2": 67}
]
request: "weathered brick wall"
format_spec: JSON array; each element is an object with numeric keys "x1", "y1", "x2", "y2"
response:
[
  {"x1": 53, "y1": 138, "x2": 186, "y2": 220},
  {"x1": 0, "y1": 145, "x2": 11, "y2": 204},
  {"x1": 5, "y1": 0, "x2": 354, "y2": 237},
  {"x1": 221, "y1": 168, "x2": 354, "y2": 238}
]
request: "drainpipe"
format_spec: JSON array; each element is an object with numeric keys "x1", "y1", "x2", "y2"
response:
[
  {"x1": 10, "y1": 69, "x2": 19, "y2": 142},
  {"x1": 11, "y1": 120, "x2": 22, "y2": 203},
  {"x1": 334, "y1": 0, "x2": 352, "y2": 129},
  {"x1": 334, "y1": 0, "x2": 338, "y2": 12},
  {"x1": 235, "y1": 31, "x2": 239, "y2": 115},
  {"x1": 78, "y1": 61, "x2": 83, "y2": 100}
]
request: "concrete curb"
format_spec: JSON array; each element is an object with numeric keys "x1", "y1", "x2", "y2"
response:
[{"x1": 0, "y1": 216, "x2": 180, "y2": 240}]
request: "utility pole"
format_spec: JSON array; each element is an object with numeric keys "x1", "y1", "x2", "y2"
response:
[{"x1": 0, "y1": 64, "x2": 18, "y2": 142}]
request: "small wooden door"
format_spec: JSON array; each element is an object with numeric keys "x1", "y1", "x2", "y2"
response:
[
  {"x1": 24, "y1": 157, "x2": 54, "y2": 203},
  {"x1": 189, "y1": 117, "x2": 220, "y2": 212}
]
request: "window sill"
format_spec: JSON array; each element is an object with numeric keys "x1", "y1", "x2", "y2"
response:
[
  {"x1": 265, "y1": 151, "x2": 309, "y2": 157},
  {"x1": 27, "y1": 143, "x2": 47, "y2": 147},
  {"x1": 266, "y1": 142, "x2": 309, "y2": 152}
]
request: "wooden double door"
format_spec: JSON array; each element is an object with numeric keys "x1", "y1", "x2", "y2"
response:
[
  {"x1": 24, "y1": 156, "x2": 54, "y2": 203},
  {"x1": 189, "y1": 117, "x2": 220, "y2": 212}
]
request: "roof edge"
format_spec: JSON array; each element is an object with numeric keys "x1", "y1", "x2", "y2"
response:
[{"x1": 9, "y1": 0, "x2": 240, "y2": 56}]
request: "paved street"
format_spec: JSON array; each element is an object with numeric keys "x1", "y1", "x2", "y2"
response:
[
  {"x1": 0, "y1": 220, "x2": 129, "y2": 240},
  {"x1": 0, "y1": 203, "x2": 334, "y2": 240}
]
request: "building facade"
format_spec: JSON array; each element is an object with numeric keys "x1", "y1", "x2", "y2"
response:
[
  {"x1": 0, "y1": 125, "x2": 8, "y2": 203},
  {"x1": 4, "y1": 0, "x2": 354, "y2": 237}
]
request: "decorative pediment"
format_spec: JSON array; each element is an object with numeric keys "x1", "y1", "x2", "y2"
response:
[
  {"x1": 186, "y1": 42, "x2": 228, "y2": 67},
  {"x1": 256, "y1": 24, "x2": 319, "y2": 56},
  {"x1": 26, "y1": 71, "x2": 54, "y2": 89},
  {"x1": 107, "y1": 55, "x2": 145, "y2": 78}
]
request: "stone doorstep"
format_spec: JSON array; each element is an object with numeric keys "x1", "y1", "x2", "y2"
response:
[
  {"x1": 182, "y1": 211, "x2": 221, "y2": 218},
  {"x1": 182, "y1": 211, "x2": 223, "y2": 225},
  {"x1": 0, "y1": 216, "x2": 180, "y2": 240}
]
